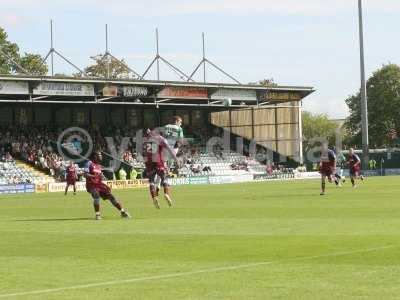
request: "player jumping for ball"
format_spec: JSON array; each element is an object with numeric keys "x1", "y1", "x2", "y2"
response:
[
  {"x1": 143, "y1": 129, "x2": 181, "y2": 209},
  {"x1": 65, "y1": 161, "x2": 78, "y2": 195},
  {"x1": 347, "y1": 148, "x2": 364, "y2": 188},
  {"x1": 154, "y1": 116, "x2": 185, "y2": 194},
  {"x1": 319, "y1": 143, "x2": 336, "y2": 195},
  {"x1": 164, "y1": 116, "x2": 184, "y2": 154},
  {"x1": 84, "y1": 151, "x2": 131, "y2": 220}
]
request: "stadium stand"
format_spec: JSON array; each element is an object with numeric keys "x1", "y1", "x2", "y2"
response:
[
  {"x1": 0, "y1": 125, "x2": 145, "y2": 182},
  {"x1": 176, "y1": 147, "x2": 295, "y2": 178},
  {"x1": 0, "y1": 124, "x2": 298, "y2": 182},
  {"x1": 0, "y1": 160, "x2": 51, "y2": 185},
  {"x1": 180, "y1": 151, "x2": 253, "y2": 177}
]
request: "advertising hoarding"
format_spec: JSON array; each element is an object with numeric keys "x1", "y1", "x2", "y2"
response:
[
  {"x1": 0, "y1": 184, "x2": 35, "y2": 194},
  {"x1": 158, "y1": 87, "x2": 208, "y2": 98},
  {"x1": 211, "y1": 89, "x2": 257, "y2": 101},
  {"x1": 33, "y1": 82, "x2": 95, "y2": 96},
  {"x1": 122, "y1": 86, "x2": 148, "y2": 97},
  {"x1": 0, "y1": 80, "x2": 29, "y2": 94}
]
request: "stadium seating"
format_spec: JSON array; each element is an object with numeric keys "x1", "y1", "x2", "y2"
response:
[
  {"x1": 178, "y1": 150, "x2": 267, "y2": 177},
  {"x1": 175, "y1": 147, "x2": 296, "y2": 179},
  {"x1": 0, "y1": 161, "x2": 50, "y2": 185}
]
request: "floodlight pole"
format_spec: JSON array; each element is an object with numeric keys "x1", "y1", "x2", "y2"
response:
[
  {"x1": 106, "y1": 24, "x2": 110, "y2": 79},
  {"x1": 156, "y1": 28, "x2": 160, "y2": 80},
  {"x1": 358, "y1": 0, "x2": 369, "y2": 169},
  {"x1": 202, "y1": 32, "x2": 206, "y2": 83},
  {"x1": 42, "y1": 19, "x2": 86, "y2": 76},
  {"x1": 105, "y1": 24, "x2": 109, "y2": 53},
  {"x1": 298, "y1": 101, "x2": 304, "y2": 165},
  {"x1": 187, "y1": 33, "x2": 241, "y2": 84},
  {"x1": 50, "y1": 19, "x2": 54, "y2": 76},
  {"x1": 141, "y1": 28, "x2": 192, "y2": 81},
  {"x1": 98, "y1": 24, "x2": 141, "y2": 79}
]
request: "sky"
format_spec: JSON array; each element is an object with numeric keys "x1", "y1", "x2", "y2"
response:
[{"x1": 1, "y1": 0, "x2": 399, "y2": 119}]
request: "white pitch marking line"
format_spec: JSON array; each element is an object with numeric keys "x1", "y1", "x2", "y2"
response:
[{"x1": 0, "y1": 244, "x2": 396, "y2": 299}]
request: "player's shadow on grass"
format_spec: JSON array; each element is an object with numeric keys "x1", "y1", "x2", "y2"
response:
[{"x1": 13, "y1": 217, "x2": 93, "y2": 222}]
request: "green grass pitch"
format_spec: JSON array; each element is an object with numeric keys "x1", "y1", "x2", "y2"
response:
[{"x1": 0, "y1": 177, "x2": 399, "y2": 299}]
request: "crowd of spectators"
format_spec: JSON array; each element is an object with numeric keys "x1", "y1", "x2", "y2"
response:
[
  {"x1": 0, "y1": 124, "x2": 210, "y2": 182},
  {"x1": 230, "y1": 160, "x2": 249, "y2": 171},
  {"x1": 0, "y1": 125, "x2": 145, "y2": 182},
  {"x1": 1, "y1": 126, "x2": 75, "y2": 181},
  {"x1": 0, "y1": 124, "x2": 294, "y2": 182},
  {"x1": 0, "y1": 150, "x2": 38, "y2": 184},
  {"x1": 172, "y1": 149, "x2": 212, "y2": 177},
  {"x1": 0, "y1": 150, "x2": 13, "y2": 163}
]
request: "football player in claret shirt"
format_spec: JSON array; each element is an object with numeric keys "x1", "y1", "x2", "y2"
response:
[
  {"x1": 84, "y1": 151, "x2": 131, "y2": 220},
  {"x1": 143, "y1": 129, "x2": 181, "y2": 209},
  {"x1": 65, "y1": 161, "x2": 78, "y2": 195},
  {"x1": 319, "y1": 143, "x2": 336, "y2": 196},
  {"x1": 347, "y1": 148, "x2": 364, "y2": 188}
]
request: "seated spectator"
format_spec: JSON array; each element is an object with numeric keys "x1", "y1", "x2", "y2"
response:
[
  {"x1": 266, "y1": 164, "x2": 273, "y2": 175},
  {"x1": 202, "y1": 165, "x2": 211, "y2": 172},
  {"x1": 296, "y1": 164, "x2": 307, "y2": 173},
  {"x1": 190, "y1": 163, "x2": 201, "y2": 174}
]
